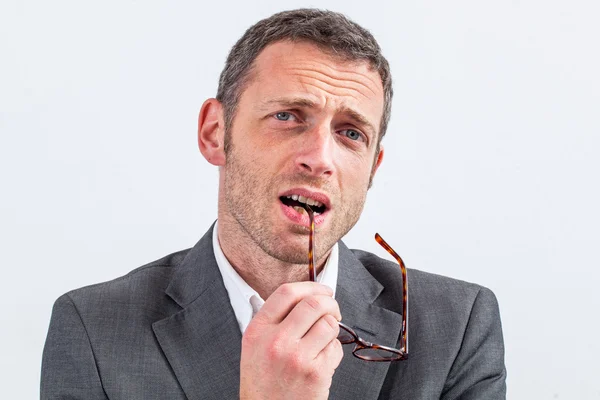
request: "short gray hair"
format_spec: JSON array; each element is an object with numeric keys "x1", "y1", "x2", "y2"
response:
[{"x1": 216, "y1": 9, "x2": 393, "y2": 150}]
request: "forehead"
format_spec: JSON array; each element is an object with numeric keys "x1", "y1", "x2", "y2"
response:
[{"x1": 243, "y1": 40, "x2": 384, "y2": 125}]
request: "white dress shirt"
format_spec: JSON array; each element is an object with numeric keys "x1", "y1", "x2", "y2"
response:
[{"x1": 212, "y1": 221, "x2": 339, "y2": 334}]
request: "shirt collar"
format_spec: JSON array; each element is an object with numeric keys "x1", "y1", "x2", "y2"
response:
[{"x1": 212, "y1": 221, "x2": 339, "y2": 334}]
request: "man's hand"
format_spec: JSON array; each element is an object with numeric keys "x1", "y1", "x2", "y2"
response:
[{"x1": 239, "y1": 282, "x2": 344, "y2": 400}]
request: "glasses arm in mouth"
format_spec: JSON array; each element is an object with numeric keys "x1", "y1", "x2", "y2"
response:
[{"x1": 306, "y1": 205, "x2": 316, "y2": 282}]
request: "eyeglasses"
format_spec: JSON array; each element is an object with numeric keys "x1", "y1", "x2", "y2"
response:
[{"x1": 305, "y1": 205, "x2": 408, "y2": 362}]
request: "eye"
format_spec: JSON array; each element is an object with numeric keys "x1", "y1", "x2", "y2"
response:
[
  {"x1": 274, "y1": 112, "x2": 294, "y2": 121},
  {"x1": 340, "y1": 129, "x2": 364, "y2": 142}
]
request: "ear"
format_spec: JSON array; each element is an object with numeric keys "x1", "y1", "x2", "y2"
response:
[
  {"x1": 368, "y1": 145, "x2": 384, "y2": 188},
  {"x1": 373, "y1": 145, "x2": 384, "y2": 173},
  {"x1": 198, "y1": 98, "x2": 226, "y2": 166}
]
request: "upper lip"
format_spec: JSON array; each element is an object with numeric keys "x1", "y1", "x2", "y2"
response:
[{"x1": 279, "y1": 188, "x2": 331, "y2": 210}]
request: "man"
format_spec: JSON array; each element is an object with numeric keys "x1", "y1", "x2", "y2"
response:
[{"x1": 41, "y1": 9, "x2": 506, "y2": 400}]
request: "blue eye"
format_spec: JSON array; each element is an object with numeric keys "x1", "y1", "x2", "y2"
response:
[
  {"x1": 342, "y1": 129, "x2": 362, "y2": 141},
  {"x1": 275, "y1": 112, "x2": 292, "y2": 121}
]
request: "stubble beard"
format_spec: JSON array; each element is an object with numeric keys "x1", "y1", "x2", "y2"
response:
[{"x1": 222, "y1": 139, "x2": 369, "y2": 265}]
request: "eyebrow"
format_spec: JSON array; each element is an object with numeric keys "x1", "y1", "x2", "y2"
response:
[
  {"x1": 257, "y1": 97, "x2": 317, "y2": 110},
  {"x1": 257, "y1": 96, "x2": 378, "y2": 139}
]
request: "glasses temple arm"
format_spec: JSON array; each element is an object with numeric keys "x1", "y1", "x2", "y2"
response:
[{"x1": 375, "y1": 233, "x2": 408, "y2": 355}]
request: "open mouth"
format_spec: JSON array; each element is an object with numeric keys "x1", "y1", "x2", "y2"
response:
[{"x1": 280, "y1": 195, "x2": 327, "y2": 215}]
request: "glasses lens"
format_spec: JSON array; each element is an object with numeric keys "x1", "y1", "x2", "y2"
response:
[
  {"x1": 354, "y1": 347, "x2": 403, "y2": 361},
  {"x1": 337, "y1": 324, "x2": 356, "y2": 344}
]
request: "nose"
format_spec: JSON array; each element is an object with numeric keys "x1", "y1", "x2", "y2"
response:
[{"x1": 293, "y1": 124, "x2": 335, "y2": 178}]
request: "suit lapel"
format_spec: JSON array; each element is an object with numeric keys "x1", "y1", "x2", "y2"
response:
[
  {"x1": 330, "y1": 242, "x2": 403, "y2": 400},
  {"x1": 152, "y1": 226, "x2": 242, "y2": 400}
]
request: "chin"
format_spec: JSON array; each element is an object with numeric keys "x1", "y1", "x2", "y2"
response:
[{"x1": 262, "y1": 243, "x2": 308, "y2": 265}]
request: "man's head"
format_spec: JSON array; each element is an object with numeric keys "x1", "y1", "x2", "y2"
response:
[
  {"x1": 199, "y1": 9, "x2": 391, "y2": 265},
  {"x1": 216, "y1": 9, "x2": 393, "y2": 155}
]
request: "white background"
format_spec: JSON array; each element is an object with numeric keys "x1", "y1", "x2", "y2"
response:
[{"x1": 1, "y1": 0, "x2": 599, "y2": 398}]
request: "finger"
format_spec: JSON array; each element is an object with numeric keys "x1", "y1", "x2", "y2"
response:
[
  {"x1": 257, "y1": 282, "x2": 334, "y2": 324},
  {"x1": 315, "y1": 336, "x2": 344, "y2": 372},
  {"x1": 299, "y1": 314, "x2": 340, "y2": 360},
  {"x1": 279, "y1": 294, "x2": 341, "y2": 339}
]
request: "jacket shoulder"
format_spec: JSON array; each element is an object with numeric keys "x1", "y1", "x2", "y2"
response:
[
  {"x1": 350, "y1": 248, "x2": 500, "y2": 325},
  {"x1": 61, "y1": 248, "x2": 191, "y2": 314},
  {"x1": 350, "y1": 248, "x2": 488, "y2": 298}
]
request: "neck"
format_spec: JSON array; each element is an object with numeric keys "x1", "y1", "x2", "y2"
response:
[{"x1": 216, "y1": 216, "x2": 330, "y2": 300}]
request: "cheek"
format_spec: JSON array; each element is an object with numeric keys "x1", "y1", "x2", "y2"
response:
[{"x1": 339, "y1": 153, "x2": 373, "y2": 187}]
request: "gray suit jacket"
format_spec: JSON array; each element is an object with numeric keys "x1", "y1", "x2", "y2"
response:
[{"x1": 41, "y1": 226, "x2": 506, "y2": 399}]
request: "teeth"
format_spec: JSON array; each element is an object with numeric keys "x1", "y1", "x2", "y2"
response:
[
  {"x1": 285, "y1": 194, "x2": 324, "y2": 208},
  {"x1": 293, "y1": 205, "x2": 323, "y2": 216}
]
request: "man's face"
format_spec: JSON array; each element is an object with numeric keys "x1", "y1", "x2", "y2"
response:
[{"x1": 220, "y1": 40, "x2": 384, "y2": 264}]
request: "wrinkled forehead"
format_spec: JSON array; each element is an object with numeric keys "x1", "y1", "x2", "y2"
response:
[{"x1": 244, "y1": 40, "x2": 385, "y2": 124}]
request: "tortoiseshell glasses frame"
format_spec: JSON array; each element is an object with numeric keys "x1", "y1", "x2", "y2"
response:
[{"x1": 306, "y1": 206, "x2": 409, "y2": 362}]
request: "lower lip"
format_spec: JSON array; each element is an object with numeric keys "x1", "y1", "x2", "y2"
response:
[{"x1": 280, "y1": 202, "x2": 327, "y2": 226}]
